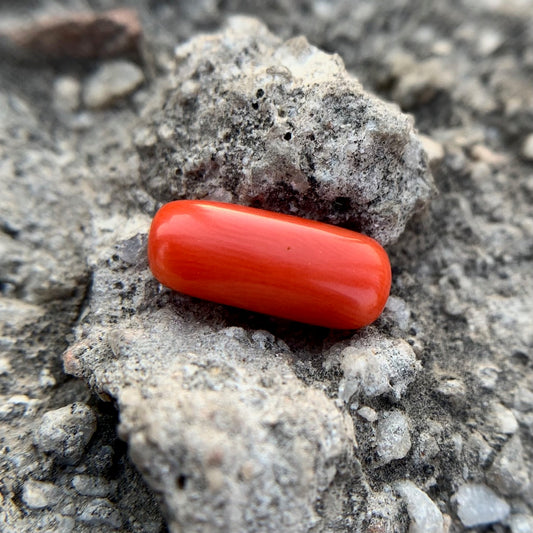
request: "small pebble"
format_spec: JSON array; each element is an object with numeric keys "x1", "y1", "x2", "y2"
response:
[
  {"x1": 419, "y1": 134, "x2": 445, "y2": 167},
  {"x1": 455, "y1": 483, "x2": 510, "y2": 527},
  {"x1": 0, "y1": 395, "x2": 38, "y2": 421},
  {"x1": 34, "y1": 403, "x2": 97, "y2": 465},
  {"x1": 53, "y1": 76, "x2": 81, "y2": 113},
  {"x1": 486, "y1": 401, "x2": 518, "y2": 435},
  {"x1": 49, "y1": 515, "x2": 75, "y2": 533},
  {"x1": 476, "y1": 364, "x2": 500, "y2": 390},
  {"x1": 84, "y1": 60, "x2": 144, "y2": 109},
  {"x1": 78, "y1": 498, "x2": 122, "y2": 528},
  {"x1": 39, "y1": 368, "x2": 57, "y2": 388},
  {"x1": 470, "y1": 144, "x2": 507, "y2": 167},
  {"x1": 509, "y1": 514, "x2": 533, "y2": 533},
  {"x1": 357, "y1": 406, "x2": 378, "y2": 422},
  {"x1": 521, "y1": 133, "x2": 533, "y2": 160},
  {"x1": 487, "y1": 435, "x2": 530, "y2": 496},
  {"x1": 476, "y1": 28, "x2": 503, "y2": 56},
  {"x1": 466, "y1": 431, "x2": 493, "y2": 467},
  {"x1": 515, "y1": 386, "x2": 533, "y2": 411},
  {"x1": 436, "y1": 378, "x2": 467, "y2": 401},
  {"x1": 413, "y1": 431, "x2": 440, "y2": 465},
  {"x1": 394, "y1": 480, "x2": 445, "y2": 533},
  {"x1": 382, "y1": 296, "x2": 411, "y2": 330},
  {"x1": 376, "y1": 410, "x2": 411, "y2": 463},
  {"x1": 72, "y1": 474, "x2": 114, "y2": 497},
  {"x1": 0, "y1": 355, "x2": 12, "y2": 375},
  {"x1": 22, "y1": 479, "x2": 61, "y2": 509},
  {"x1": 339, "y1": 336, "x2": 420, "y2": 402}
]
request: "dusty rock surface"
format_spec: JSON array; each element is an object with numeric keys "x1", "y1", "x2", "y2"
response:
[
  {"x1": 138, "y1": 16, "x2": 433, "y2": 245},
  {"x1": 1, "y1": 1, "x2": 533, "y2": 533}
]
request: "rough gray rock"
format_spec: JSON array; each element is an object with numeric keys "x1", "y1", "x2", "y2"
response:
[
  {"x1": 22, "y1": 479, "x2": 62, "y2": 509},
  {"x1": 394, "y1": 480, "x2": 445, "y2": 533},
  {"x1": 138, "y1": 16, "x2": 433, "y2": 245},
  {"x1": 376, "y1": 410, "x2": 412, "y2": 463},
  {"x1": 454, "y1": 483, "x2": 510, "y2": 528},
  {"x1": 335, "y1": 332, "x2": 421, "y2": 404},
  {"x1": 487, "y1": 434, "x2": 530, "y2": 496},
  {"x1": 78, "y1": 498, "x2": 122, "y2": 529},
  {"x1": 65, "y1": 233, "x2": 356, "y2": 531},
  {"x1": 484, "y1": 401, "x2": 519, "y2": 435},
  {"x1": 72, "y1": 475, "x2": 115, "y2": 498},
  {"x1": 34, "y1": 403, "x2": 97, "y2": 465},
  {"x1": 510, "y1": 514, "x2": 533, "y2": 533}
]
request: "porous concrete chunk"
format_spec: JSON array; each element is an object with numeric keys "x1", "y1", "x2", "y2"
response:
[
  {"x1": 394, "y1": 480, "x2": 445, "y2": 533},
  {"x1": 34, "y1": 403, "x2": 97, "y2": 465},
  {"x1": 376, "y1": 410, "x2": 412, "y2": 463},
  {"x1": 22, "y1": 479, "x2": 61, "y2": 509},
  {"x1": 139, "y1": 16, "x2": 434, "y2": 245},
  {"x1": 455, "y1": 483, "x2": 510, "y2": 527},
  {"x1": 66, "y1": 234, "x2": 356, "y2": 532},
  {"x1": 338, "y1": 334, "x2": 421, "y2": 402},
  {"x1": 84, "y1": 60, "x2": 144, "y2": 109}
]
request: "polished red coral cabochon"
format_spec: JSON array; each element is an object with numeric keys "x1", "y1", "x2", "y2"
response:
[{"x1": 147, "y1": 200, "x2": 391, "y2": 329}]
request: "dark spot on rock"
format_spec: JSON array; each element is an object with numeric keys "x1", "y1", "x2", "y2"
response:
[
  {"x1": 284, "y1": 132, "x2": 292, "y2": 141},
  {"x1": 423, "y1": 464, "x2": 435, "y2": 476},
  {"x1": 251, "y1": 101, "x2": 259, "y2": 110},
  {"x1": 0, "y1": 222, "x2": 19, "y2": 238},
  {"x1": 333, "y1": 196, "x2": 351, "y2": 213},
  {"x1": 192, "y1": 60, "x2": 214, "y2": 79},
  {"x1": 511, "y1": 351, "x2": 529, "y2": 366},
  {"x1": 176, "y1": 474, "x2": 187, "y2": 489},
  {"x1": 256, "y1": 88, "x2": 264, "y2": 98}
]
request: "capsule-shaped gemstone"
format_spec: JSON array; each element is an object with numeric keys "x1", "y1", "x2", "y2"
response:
[{"x1": 147, "y1": 200, "x2": 391, "y2": 329}]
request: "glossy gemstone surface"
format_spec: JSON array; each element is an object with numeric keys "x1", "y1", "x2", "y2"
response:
[{"x1": 148, "y1": 200, "x2": 391, "y2": 329}]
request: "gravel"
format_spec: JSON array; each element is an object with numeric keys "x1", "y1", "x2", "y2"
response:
[
  {"x1": 22, "y1": 479, "x2": 62, "y2": 509},
  {"x1": 336, "y1": 333, "x2": 421, "y2": 403},
  {"x1": 83, "y1": 60, "x2": 144, "y2": 109},
  {"x1": 455, "y1": 483, "x2": 511, "y2": 528},
  {"x1": 521, "y1": 133, "x2": 533, "y2": 160},
  {"x1": 394, "y1": 480, "x2": 445, "y2": 533},
  {"x1": 34, "y1": 403, "x2": 97, "y2": 465},
  {"x1": 376, "y1": 410, "x2": 412, "y2": 463}
]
